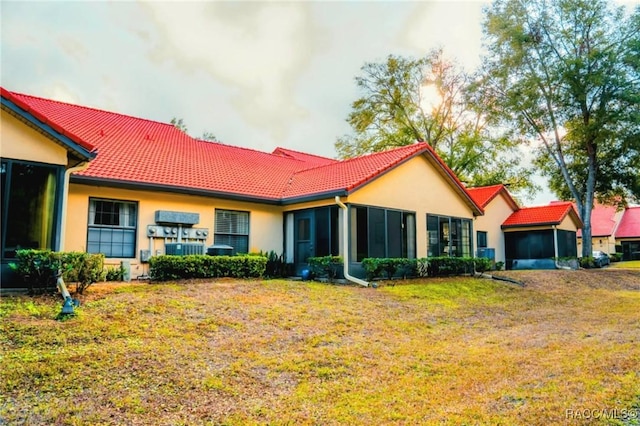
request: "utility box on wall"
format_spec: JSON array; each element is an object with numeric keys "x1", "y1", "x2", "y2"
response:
[{"x1": 154, "y1": 210, "x2": 199, "y2": 225}]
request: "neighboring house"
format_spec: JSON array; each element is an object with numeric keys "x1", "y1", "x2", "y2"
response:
[
  {"x1": 0, "y1": 88, "x2": 583, "y2": 284},
  {"x1": 615, "y1": 206, "x2": 640, "y2": 261},
  {"x1": 575, "y1": 202, "x2": 623, "y2": 255},
  {"x1": 466, "y1": 184, "x2": 519, "y2": 265},
  {"x1": 573, "y1": 202, "x2": 640, "y2": 260},
  {"x1": 501, "y1": 202, "x2": 582, "y2": 269},
  {"x1": 467, "y1": 186, "x2": 582, "y2": 268}
]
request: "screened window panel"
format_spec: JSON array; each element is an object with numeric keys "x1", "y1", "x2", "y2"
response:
[
  {"x1": 387, "y1": 210, "x2": 402, "y2": 258},
  {"x1": 87, "y1": 198, "x2": 137, "y2": 258},
  {"x1": 369, "y1": 208, "x2": 386, "y2": 258}
]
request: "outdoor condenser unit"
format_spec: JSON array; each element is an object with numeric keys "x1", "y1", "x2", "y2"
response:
[{"x1": 165, "y1": 242, "x2": 205, "y2": 256}]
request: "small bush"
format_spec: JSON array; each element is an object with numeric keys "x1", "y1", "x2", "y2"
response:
[
  {"x1": 308, "y1": 256, "x2": 343, "y2": 282},
  {"x1": 474, "y1": 258, "x2": 493, "y2": 273},
  {"x1": 149, "y1": 254, "x2": 267, "y2": 281},
  {"x1": 10, "y1": 250, "x2": 106, "y2": 294},
  {"x1": 580, "y1": 256, "x2": 596, "y2": 269},
  {"x1": 495, "y1": 261, "x2": 505, "y2": 271},
  {"x1": 254, "y1": 250, "x2": 290, "y2": 278},
  {"x1": 105, "y1": 265, "x2": 126, "y2": 281},
  {"x1": 426, "y1": 257, "x2": 476, "y2": 277},
  {"x1": 610, "y1": 253, "x2": 622, "y2": 262}
]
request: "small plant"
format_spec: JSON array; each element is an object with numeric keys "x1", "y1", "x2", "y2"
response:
[
  {"x1": 308, "y1": 256, "x2": 343, "y2": 282},
  {"x1": 579, "y1": 256, "x2": 596, "y2": 269},
  {"x1": 495, "y1": 261, "x2": 505, "y2": 271},
  {"x1": 105, "y1": 265, "x2": 126, "y2": 281}
]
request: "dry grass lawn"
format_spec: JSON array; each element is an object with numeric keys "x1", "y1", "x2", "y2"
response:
[{"x1": 1, "y1": 269, "x2": 639, "y2": 425}]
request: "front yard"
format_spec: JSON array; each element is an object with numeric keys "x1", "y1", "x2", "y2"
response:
[{"x1": 1, "y1": 269, "x2": 639, "y2": 425}]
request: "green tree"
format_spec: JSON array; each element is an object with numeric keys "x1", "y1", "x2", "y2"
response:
[
  {"x1": 336, "y1": 49, "x2": 535, "y2": 193},
  {"x1": 478, "y1": 0, "x2": 640, "y2": 256},
  {"x1": 171, "y1": 118, "x2": 219, "y2": 142},
  {"x1": 170, "y1": 117, "x2": 188, "y2": 133}
]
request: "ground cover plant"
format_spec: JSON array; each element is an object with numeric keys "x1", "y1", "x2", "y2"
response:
[{"x1": 1, "y1": 269, "x2": 639, "y2": 425}]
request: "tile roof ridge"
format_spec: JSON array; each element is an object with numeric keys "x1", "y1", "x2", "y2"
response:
[
  {"x1": 194, "y1": 138, "x2": 281, "y2": 157},
  {"x1": 273, "y1": 147, "x2": 337, "y2": 161},
  {"x1": 293, "y1": 143, "x2": 428, "y2": 174},
  {"x1": 11, "y1": 91, "x2": 178, "y2": 130}
]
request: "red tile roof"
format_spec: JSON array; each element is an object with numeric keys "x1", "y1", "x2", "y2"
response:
[
  {"x1": 616, "y1": 206, "x2": 640, "y2": 238},
  {"x1": 573, "y1": 202, "x2": 620, "y2": 237},
  {"x1": 466, "y1": 184, "x2": 519, "y2": 210},
  {"x1": 502, "y1": 202, "x2": 582, "y2": 228},
  {"x1": 4, "y1": 89, "x2": 482, "y2": 213},
  {"x1": 272, "y1": 147, "x2": 337, "y2": 167},
  {"x1": 1, "y1": 87, "x2": 96, "y2": 155}
]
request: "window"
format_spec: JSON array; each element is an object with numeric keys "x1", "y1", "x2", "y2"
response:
[
  {"x1": 1, "y1": 160, "x2": 62, "y2": 258},
  {"x1": 87, "y1": 198, "x2": 137, "y2": 258},
  {"x1": 214, "y1": 209, "x2": 249, "y2": 254},
  {"x1": 351, "y1": 206, "x2": 416, "y2": 261},
  {"x1": 427, "y1": 214, "x2": 472, "y2": 258},
  {"x1": 477, "y1": 231, "x2": 488, "y2": 249}
]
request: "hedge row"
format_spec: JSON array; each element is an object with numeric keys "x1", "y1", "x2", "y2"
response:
[
  {"x1": 149, "y1": 254, "x2": 267, "y2": 281},
  {"x1": 10, "y1": 249, "x2": 106, "y2": 294},
  {"x1": 310, "y1": 255, "x2": 493, "y2": 281}
]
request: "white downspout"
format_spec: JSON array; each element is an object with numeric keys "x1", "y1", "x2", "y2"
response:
[
  {"x1": 335, "y1": 196, "x2": 369, "y2": 287},
  {"x1": 59, "y1": 161, "x2": 91, "y2": 251}
]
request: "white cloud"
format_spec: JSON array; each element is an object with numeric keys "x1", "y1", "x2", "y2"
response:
[
  {"x1": 137, "y1": 1, "x2": 318, "y2": 143},
  {"x1": 401, "y1": 1, "x2": 489, "y2": 70}
]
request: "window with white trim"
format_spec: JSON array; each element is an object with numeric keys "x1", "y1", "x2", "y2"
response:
[
  {"x1": 214, "y1": 209, "x2": 249, "y2": 254},
  {"x1": 87, "y1": 198, "x2": 137, "y2": 258}
]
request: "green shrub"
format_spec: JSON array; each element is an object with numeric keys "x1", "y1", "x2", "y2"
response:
[
  {"x1": 254, "y1": 250, "x2": 290, "y2": 278},
  {"x1": 9, "y1": 250, "x2": 106, "y2": 295},
  {"x1": 361, "y1": 258, "x2": 419, "y2": 280},
  {"x1": 474, "y1": 258, "x2": 493, "y2": 273},
  {"x1": 105, "y1": 264, "x2": 126, "y2": 281},
  {"x1": 495, "y1": 261, "x2": 505, "y2": 271},
  {"x1": 148, "y1": 254, "x2": 267, "y2": 281},
  {"x1": 610, "y1": 253, "x2": 622, "y2": 262},
  {"x1": 579, "y1": 256, "x2": 596, "y2": 269},
  {"x1": 308, "y1": 256, "x2": 343, "y2": 281},
  {"x1": 426, "y1": 257, "x2": 476, "y2": 277}
]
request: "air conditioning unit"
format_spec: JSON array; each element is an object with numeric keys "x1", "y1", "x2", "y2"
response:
[
  {"x1": 165, "y1": 242, "x2": 205, "y2": 256},
  {"x1": 476, "y1": 248, "x2": 495, "y2": 261}
]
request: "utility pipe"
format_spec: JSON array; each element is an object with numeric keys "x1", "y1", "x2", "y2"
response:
[
  {"x1": 335, "y1": 196, "x2": 369, "y2": 287},
  {"x1": 59, "y1": 161, "x2": 91, "y2": 251},
  {"x1": 56, "y1": 270, "x2": 78, "y2": 315}
]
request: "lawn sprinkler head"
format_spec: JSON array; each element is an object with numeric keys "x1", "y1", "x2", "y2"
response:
[{"x1": 60, "y1": 297, "x2": 76, "y2": 316}]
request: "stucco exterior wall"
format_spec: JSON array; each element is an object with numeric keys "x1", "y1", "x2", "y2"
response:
[
  {"x1": 348, "y1": 155, "x2": 475, "y2": 259},
  {"x1": 67, "y1": 184, "x2": 283, "y2": 275},
  {"x1": 578, "y1": 235, "x2": 617, "y2": 255},
  {"x1": 473, "y1": 194, "x2": 516, "y2": 263},
  {"x1": 557, "y1": 214, "x2": 580, "y2": 232},
  {"x1": 1, "y1": 110, "x2": 68, "y2": 165}
]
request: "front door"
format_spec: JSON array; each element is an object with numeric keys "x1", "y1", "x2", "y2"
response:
[{"x1": 294, "y1": 211, "x2": 315, "y2": 275}]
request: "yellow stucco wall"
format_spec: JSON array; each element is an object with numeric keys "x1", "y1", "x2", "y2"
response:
[
  {"x1": 473, "y1": 194, "x2": 517, "y2": 263},
  {"x1": 578, "y1": 235, "x2": 617, "y2": 255},
  {"x1": 557, "y1": 214, "x2": 580, "y2": 231},
  {"x1": 67, "y1": 184, "x2": 283, "y2": 276},
  {"x1": 1, "y1": 110, "x2": 69, "y2": 165},
  {"x1": 348, "y1": 155, "x2": 474, "y2": 259}
]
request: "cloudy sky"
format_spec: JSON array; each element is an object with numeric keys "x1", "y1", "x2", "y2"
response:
[{"x1": 5, "y1": 0, "x2": 627, "y2": 206}]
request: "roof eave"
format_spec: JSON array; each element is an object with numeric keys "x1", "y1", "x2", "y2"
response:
[
  {"x1": 1, "y1": 96, "x2": 96, "y2": 162},
  {"x1": 70, "y1": 176, "x2": 282, "y2": 205},
  {"x1": 281, "y1": 189, "x2": 349, "y2": 205}
]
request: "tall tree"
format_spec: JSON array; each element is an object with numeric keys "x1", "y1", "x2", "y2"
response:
[
  {"x1": 171, "y1": 117, "x2": 219, "y2": 142},
  {"x1": 478, "y1": 0, "x2": 640, "y2": 256},
  {"x1": 336, "y1": 49, "x2": 535, "y2": 193}
]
